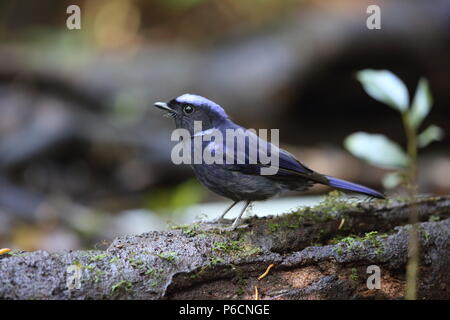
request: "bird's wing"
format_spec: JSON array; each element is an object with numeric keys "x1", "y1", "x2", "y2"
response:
[{"x1": 215, "y1": 127, "x2": 328, "y2": 184}]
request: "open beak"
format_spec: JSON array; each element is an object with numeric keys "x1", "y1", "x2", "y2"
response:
[{"x1": 153, "y1": 102, "x2": 174, "y2": 112}]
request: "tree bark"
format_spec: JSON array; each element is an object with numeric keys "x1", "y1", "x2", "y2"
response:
[{"x1": 1, "y1": 196, "x2": 449, "y2": 299}]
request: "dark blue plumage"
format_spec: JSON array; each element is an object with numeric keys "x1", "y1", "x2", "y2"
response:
[
  {"x1": 325, "y1": 176, "x2": 384, "y2": 199},
  {"x1": 154, "y1": 94, "x2": 385, "y2": 228}
]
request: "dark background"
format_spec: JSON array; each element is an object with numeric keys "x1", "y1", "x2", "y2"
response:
[{"x1": 0, "y1": 0, "x2": 449, "y2": 251}]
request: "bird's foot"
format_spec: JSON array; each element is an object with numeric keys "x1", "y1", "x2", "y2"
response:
[
  {"x1": 209, "y1": 223, "x2": 248, "y2": 232},
  {"x1": 223, "y1": 223, "x2": 249, "y2": 231},
  {"x1": 208, "y1": 217, "x2": 228, "y2": 224},
  {"x1": 199, "y1": 220, "x2": 248, "y2": 232}
]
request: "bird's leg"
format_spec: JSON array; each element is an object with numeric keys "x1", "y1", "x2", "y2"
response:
[
  {"x1": 230, "y1": 201, "x2": 251, "y2": 229},
  {"x1": 212, "y1": 201, "x2": 239, "y2": 223}
]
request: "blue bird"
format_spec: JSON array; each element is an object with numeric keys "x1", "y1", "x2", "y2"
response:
[{"x1": 154, "y1": 94, "x2": 384, "y2": 229}]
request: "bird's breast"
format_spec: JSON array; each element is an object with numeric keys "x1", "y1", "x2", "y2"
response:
[{"x1": 190, "y1": 163, "x2": 283, "y2": 201}]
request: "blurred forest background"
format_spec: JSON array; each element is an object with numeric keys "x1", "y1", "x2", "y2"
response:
[{"x1": 0, "y1": 0, "x2": 449, "y2": 251}]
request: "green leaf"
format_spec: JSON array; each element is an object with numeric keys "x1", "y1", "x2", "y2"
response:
[
  {"x1": 344, "y1": 132, "x2": 409, "y2": 169},
  {"x1": 357, "y1": 69, "x2": 409, "y2": 112},
  {"x1": 382, "y1": 172, "x2": 403, "y2": 189},
  {"x1": 417, "y1": 125, "x2": 444, "y2": 148},
  {"x1": 409, "y1": 78, "x2": 433, "y2": 128}
]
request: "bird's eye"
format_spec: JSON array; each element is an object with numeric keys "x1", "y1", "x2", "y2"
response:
[{"x1": 183, "y1": 104, "x2": 194, "y2": 115}]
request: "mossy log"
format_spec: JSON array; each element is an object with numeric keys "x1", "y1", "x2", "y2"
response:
[{"x1": 1, "y1": 196, "x2": 449, "y2": 299}]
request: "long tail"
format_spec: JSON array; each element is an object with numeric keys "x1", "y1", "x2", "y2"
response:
[{"x1": 325, "y1": 175, "x2": 385, "y2": 199}]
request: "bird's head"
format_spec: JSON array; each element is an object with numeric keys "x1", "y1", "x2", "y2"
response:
[{"x1": 154, "y1": 94, "x2": 228, "y2": 134}]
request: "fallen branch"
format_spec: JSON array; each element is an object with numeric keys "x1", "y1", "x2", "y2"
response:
[{"x1": 1, "y1": 196, "x2": 449, "y2": 299}]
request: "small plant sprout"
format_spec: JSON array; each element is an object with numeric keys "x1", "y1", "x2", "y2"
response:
[
  {"x1": 347, "y1": 69, "x2": 443, "y2": 300},
  {"x1": 345, "y1": 69, "x2": 444, "y2": 192}
]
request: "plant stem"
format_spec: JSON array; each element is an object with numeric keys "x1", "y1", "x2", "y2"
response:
[
  {"x1": 401, "y1": 113, "x2": 417, "y2": 188},
  {"x1": 401, "y1": 112, "x2": 419, "y2": 300}
]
